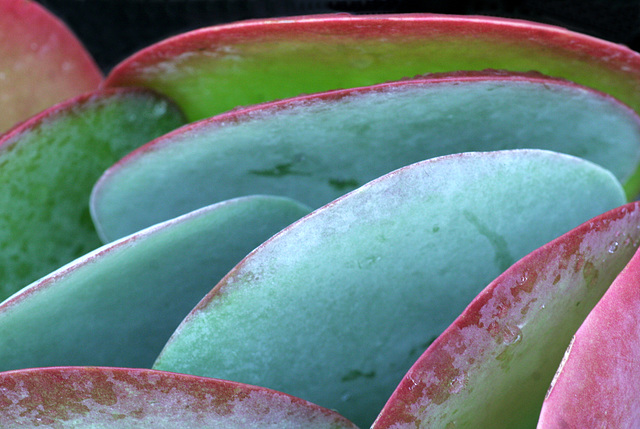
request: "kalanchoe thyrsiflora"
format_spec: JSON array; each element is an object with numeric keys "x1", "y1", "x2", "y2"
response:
[{"x1": 1, "y1": 4, "x2": 640, "y2": 428}]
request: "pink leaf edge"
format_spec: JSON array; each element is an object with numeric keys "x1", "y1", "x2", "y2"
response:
[
  {"x1": 0, "y1": 366, "x2": 358, "y2": 428},
  {"x1": 538, "y1": 224, "x2": 640, "y2": 427}
]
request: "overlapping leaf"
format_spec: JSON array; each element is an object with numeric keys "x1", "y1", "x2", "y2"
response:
[
  {"x1": 154, "y1": 150, "x2": 625, "y2": 428},
  {"x1": 0, "y1": 88, "x2": 185, "y2": 297},
  {"x1": 0, "y1": 367, "x2": 357, "y2": 428},
  {"x1": 1, "y1": 6, "x2": 639, "y2": 429},
  {"x1": 538, "y1": 220, "x2": 640, "y2": 427},
  {"x1": 0, "y1": 196, "x2": 309, "y2": 371},
  {"x1": 92, "y1": 72, "x2": 640, "y2": 240},
  {"x1": 373, "y1": 202, "x2": 640, "y2": 428},
  {"x1": 103, "y1": 14, "x2": 640, "y2": 126}
]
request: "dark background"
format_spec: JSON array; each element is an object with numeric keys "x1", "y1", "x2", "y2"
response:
[{"x1": 36, "y1": 0, "x2": 640, "y2": 73}]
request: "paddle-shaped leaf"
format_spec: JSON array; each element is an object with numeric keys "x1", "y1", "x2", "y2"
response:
[
  {"x1": 0, "y1": 88, "x2": 185, "y2": 298},
  {"x1": 153, "y1": 150, "x2": 625, "y2": 428},
  {"x1": 372, "y1": 202, "x2": 640, "y2": 429},
  {"x1": 537, "y1": 226, "x2": 640, "y2": 427},
  {"x1": 0, "y1": 0, "x2": 102, "y2": 133},
  {"x1": 0, "y1": 196, "x2": 309, "y2": 371},
  {"x1": 91, "y1": 72, "x2": 640, "y2": 240},
  {"x1": 103, "y1": 14, "x2": 640, "y2": 125},
  {"x1": 0, "y1": 367, "x2": 358, "y2": 428}
]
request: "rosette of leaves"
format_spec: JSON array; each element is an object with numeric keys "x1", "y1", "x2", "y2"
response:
[{"x1": 1, "y1": 1, "x2": 640, "y2": 428}]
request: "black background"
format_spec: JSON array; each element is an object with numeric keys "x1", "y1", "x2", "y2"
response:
[{"x1": 36, "y1": 0, "x2": 640, "y2": 73}]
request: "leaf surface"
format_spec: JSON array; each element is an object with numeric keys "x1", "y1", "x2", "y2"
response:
[
  {"x1": 372, "y1": 202, "x2": 640, "y2": 429},
  {"x1": 0, "y1": 366, "x2": 357, "y2": 428},
  {"x1": 153, "y1": 150, "x2": 625, "y2": 428},
  {"x1": 0, "y1": 0, "x2": 102, "y2": 133},
  {"x1": 103, "y1": 14, "x2": 640, "y2": 126},
  {"x1": 92, "y1": 72, "x2": 640, "y2": 240},
  {"x1": 0, "y1": 196, "x2": 309, "y2": 371},
  {"x1": 537, "y1": 224, "x2": 640, "y2": 428},
  {"x1": 0, "y1": 88, "x2": 185, "y2": 298}
]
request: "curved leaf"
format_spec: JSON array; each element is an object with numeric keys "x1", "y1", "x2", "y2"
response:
[
  {"x1": 373, "y1": 202, "x2": 640, "y2": 429},
  {"x1": 103, "y1": 14, "x2": 640, "y2": 125},
  {"x1": 538, "y1": 223, "x2": 640, "y2": 427},
  {"x1": 92, "y1": 72, "x2": 640, "y2": 240},
  {"x1": 0, "y1": 366, "x2": 357, "y2": 428},
  {"x1": 0, "y1": 88, "x2": 185, "y2": 298},
  {"x1": 0, "y1": 196, "x2": 309, "y2": 371},
  {"x1": 153, "y1": 150, "x2": 625, "y2": 428},
  {"x1": 0, "y1": 0, "x2": 102, "y2": 133}
]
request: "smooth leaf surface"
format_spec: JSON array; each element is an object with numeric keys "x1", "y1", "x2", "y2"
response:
[
  {"x1": 0, "y1": 196, "x2": 309, "y2": 371},
  {"x1": 153, "y1": 150, "x2": 625, "y2": 428},
  {"x1": 373, "y1": 202, "x2": 640, "y2": 429},
  {"x1": 0, "y1": 88, "x2": 185, "y2": 298},
  {"x1": 538, "y1": 224, "x2": 640, "y2": 428},
  {"x1": 0, "y1": 0, "x2": 102, "y2": 133},
  {"x1": 92, "y1": 72, "x2": 640, "y2": 240},
  {"x1": 0, "y1": 367, "x2": 358, "y2": 428},
  {"x1": 103, "y1": 14, "x2": 640, "y2": 127}
]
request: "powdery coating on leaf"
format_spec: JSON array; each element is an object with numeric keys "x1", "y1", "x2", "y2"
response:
[
  {"x1": 0, "y1": 195, "x2": 310, "y2": 371},
  {"x1": 0, "y1": 367, "x2": 357, "y2": 428},
  {"x1": 91, "y1": 71, "x2": 640, "y2": 240},
  {"x1": 104, "y1": 70, "x2": 640, "y2": 170},
  {"x1": 0, "y1": 0, "x2": 102, "y2": 134},
  {"x1": 154, "y1": 150, "x2": 626, "y2": 428},
  {"x1": 538, "y1": 225, "x2": 640, "y2": 428},
  {"x1": 373, "y1": 202, "x2": 640, "y2": 428}
]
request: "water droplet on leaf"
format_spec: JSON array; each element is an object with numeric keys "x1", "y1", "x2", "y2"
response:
[{"x1": 608, "y1": 241, "x2": 619, "y2": 253}]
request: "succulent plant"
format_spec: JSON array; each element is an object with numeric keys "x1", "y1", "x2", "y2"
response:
[{"x1": 2, "y1": 1, "x2": 640, "y2": 427}]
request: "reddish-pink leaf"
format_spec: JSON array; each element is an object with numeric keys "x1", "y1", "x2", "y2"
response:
[
  {"x1": 0, "y1": 0, "x2": 102, "y2": 133},
  {"x1": 538, "y1": 232, "x2": 640, "y2": 427}
]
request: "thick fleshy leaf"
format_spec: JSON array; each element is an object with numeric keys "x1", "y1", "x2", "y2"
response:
[
  {"x1": 0, "y1": 367, "x2": 358, "y2": 428},
  {"x1": 103, "y1": 14, "x2": 640, "y2": 124},
  {"x1": 0, "y1": 196, "x2": 309, "y2": 371},
  {"x1": 372, "y1": 202, "x2": 640, "y2": 429},
  {"x1": 0, "y1": 88, "x2": 185, "y2": 298},
  {"x1": 537, "y1": 227, "x2": 640, "y2": 427},
  {"x1": 0, "y1": 0, "x2": 102, "y2": 133},
  {"x1": 153, "y1": 150, "x2": 625, "y2": 428},
  {"x1": 91, "y1": 71, "x2": 640, "y2": 240}
]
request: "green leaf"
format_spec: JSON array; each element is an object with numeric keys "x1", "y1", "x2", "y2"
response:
[
  {"x1": 153, "y1": 150, "x2": 625, "y2": 428},
  {"x1": 103, "y1": 15, "x2": 640, "y2": 126},
  {"x1": 0, "y1": 0, "x2": 102, "y2": 133},
  {"x1": 0, "y1": 367, "x2": 358, "y2": 428},
  {"x1": 0, "y1": 196, "x2": 309, "y2": 371},
  {"x1": 0, "y1": 88, "x2": 185, "y2": 298},
  {"x1": 91, "y1": 72, "x2": 640, "y2": 241},
  {"x1": 373, "y1": 202, "x2": 640, "y2": 429}
]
